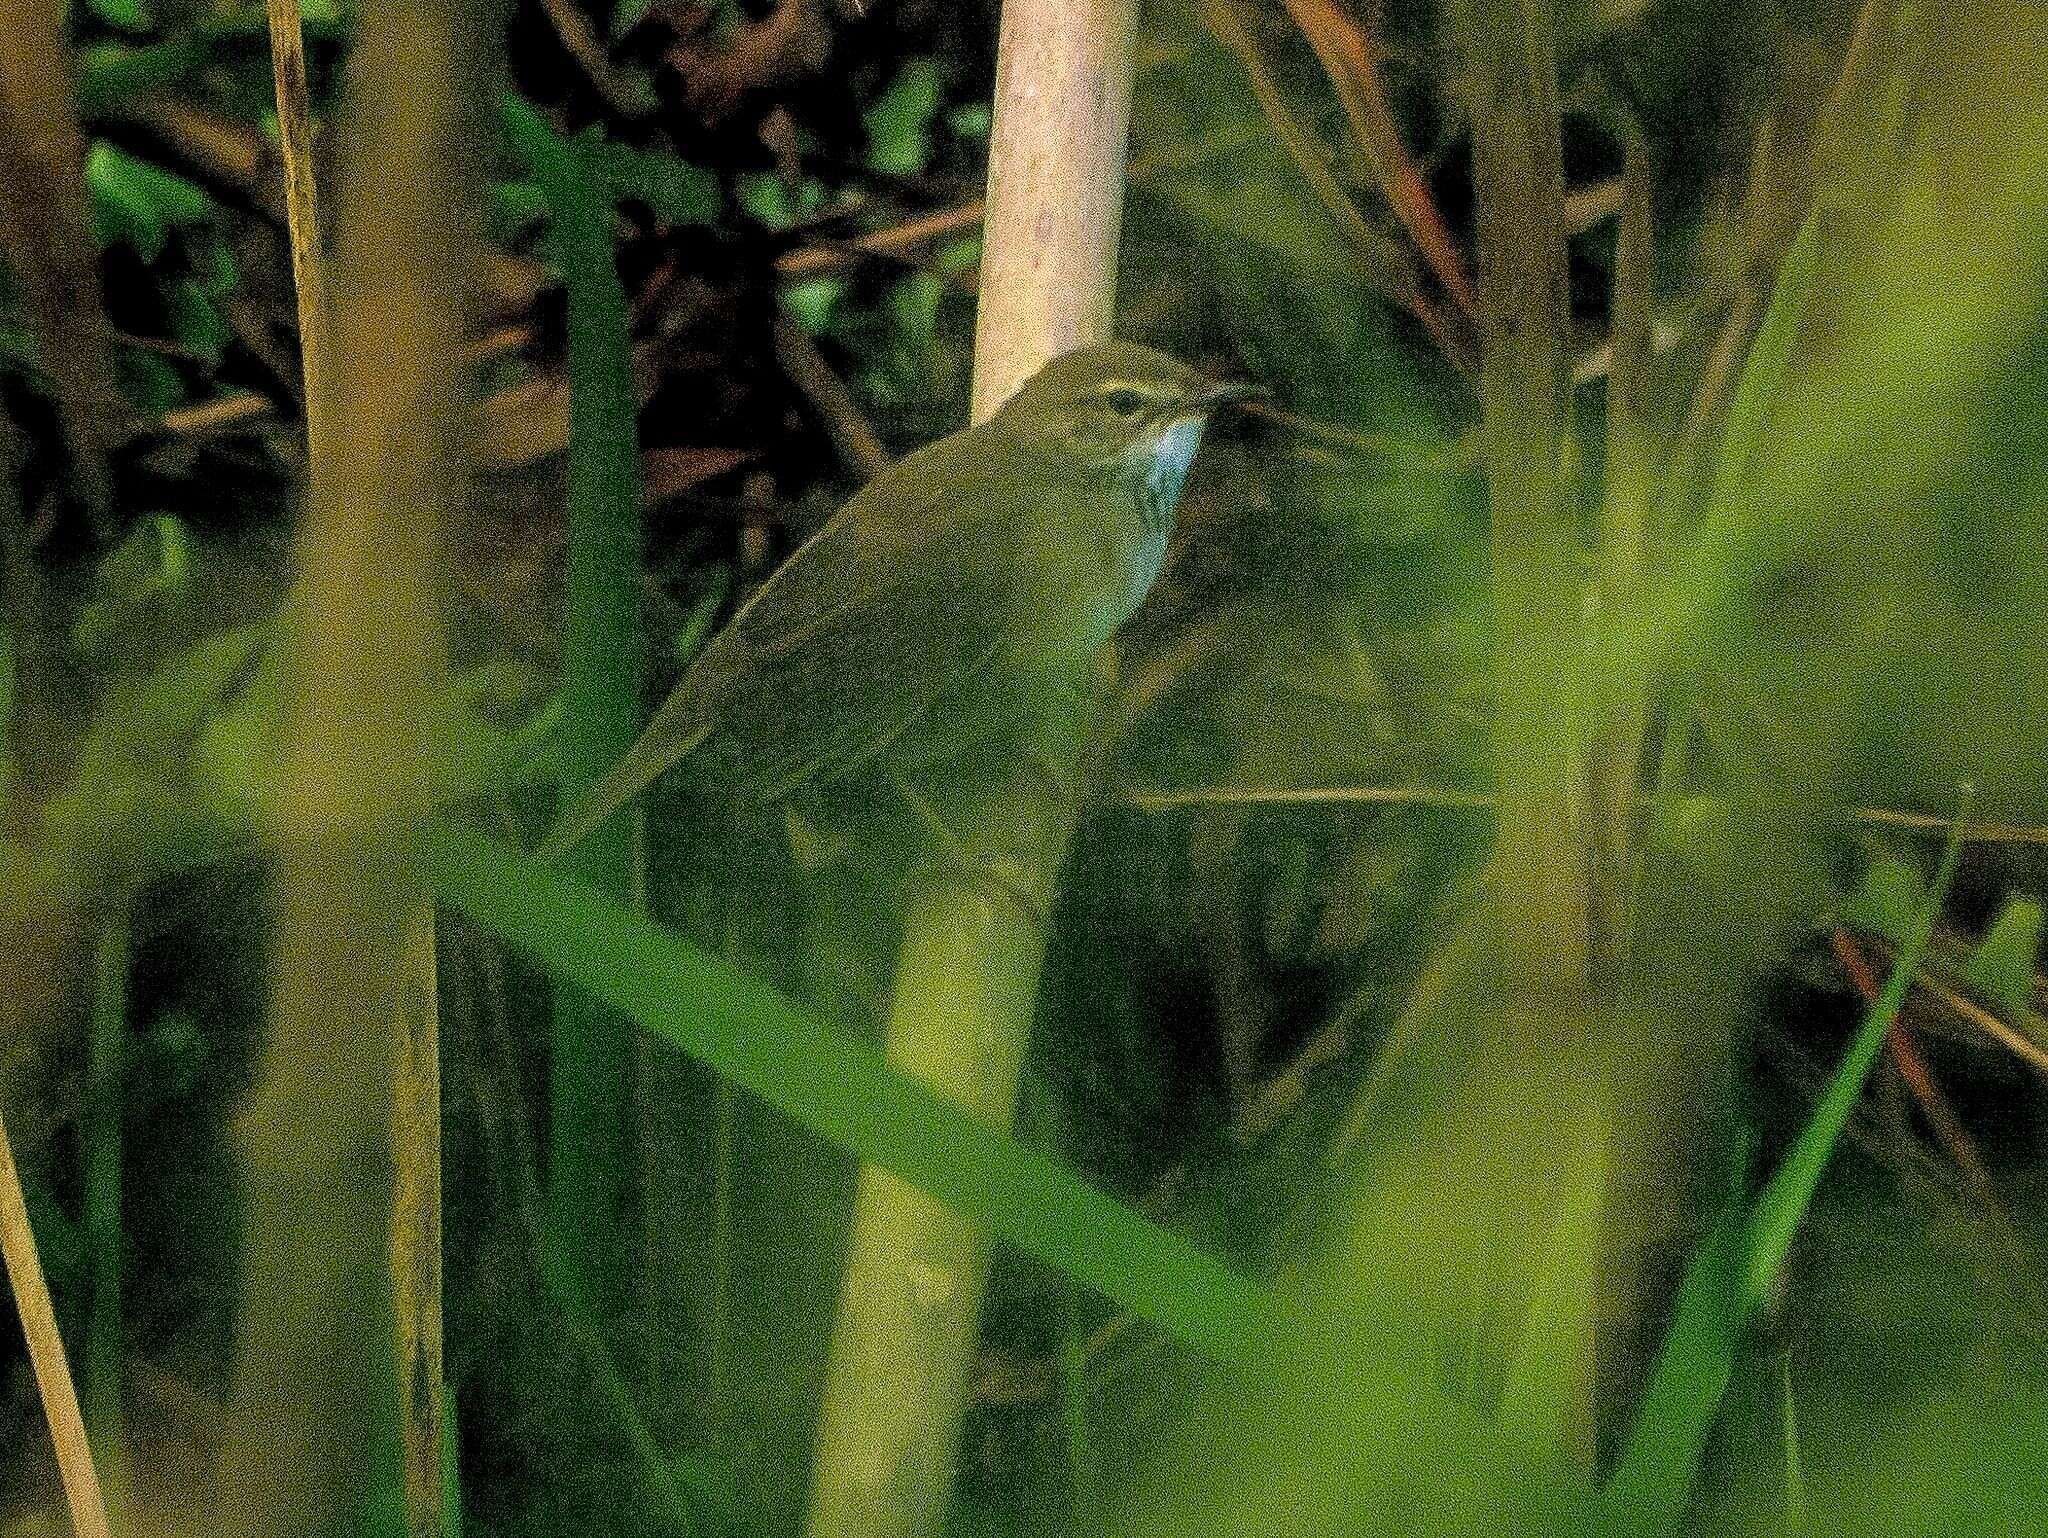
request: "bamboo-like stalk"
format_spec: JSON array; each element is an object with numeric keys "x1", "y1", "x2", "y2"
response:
[
  {"x1": 804, "y1": 3, "x2": 1137, "y2": 1535},
  {"x1": 265, "y1": 6, "x2": 454, "y2": 1529},
  {"x1": 0, "y1": 1104, "x2": 111, "y2": 1538},
  {"x1": 221, "y1": 2, "x2": 496, "y2": 1532},
  {"x1": 1453, "y1": 0, "x2": 1588, "y2": 995},
  {"x1": 392, "y1": 906, "x2": 448, "y2": 1538},
  {"x1": 1441, "y1": 0, "x2": 1602, "y2": 1457}
]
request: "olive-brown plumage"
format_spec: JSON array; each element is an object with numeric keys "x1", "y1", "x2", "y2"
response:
[{"x1": 540, "y1": 341, "x2": 1256, "y2": 859}]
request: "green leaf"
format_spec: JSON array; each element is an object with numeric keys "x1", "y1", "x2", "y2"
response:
[
  {"x1": 502, "y1": 91, "x2": 648, "y2": 1311},
  {"x1": 194, "y1": 231, "x2": 239, "y2": 296},
  {"x1": 945, "y1": 101, "x2": 991, "y2": 142},
  {"x1": 1499, "y1": 1090, "x2": 1608, "y2": 1461},
  {"x1": 85, "y1": 0, "x2": 152, "y2": 32},
  {"x1": 498, "y1": 95, "x2": 644, "y2": 862},
  {"x1": 426, "y1": 819, "x2": 1273, "y2": 1364},
  {"x1": 72, "y1": 514, "x2": 193, "y2": 660},
  {"x1": 86, "y1": 142, "x2": 212, "y2": 261},
  {"x1": 1961, "y1": 895, "x2": 2043, "y2": 1017},
  {"x1": 167, "y1": 278, "x2": 229, "y2": 363},
  {"x1": 781, "y1": 276, "x2": 844, "y2": 336},
  {"x1": 49, "y1": 625, "x2": 270, "y2": 879},
  {"x1": 610, "y1": 0, "x2": 658, "y2": 36},
  {"x1": 888, "y1": 271, "x2": 944, "y2": 350},
  {"x1": 735, "y1": 172, "x2": 795, "y2": 229},
  {"x1": 865, "y1": 58, "x2": 941, "y2": 176},
  {"x1": 1706, "y1": 210, "x2": 1823, "y2": 522},
  {"x1": 116, "y1": 349, "x2": 184, "y2": 415},
  {"x1": 585, "y1": 139, "x2": 720, "y2": 226},
  {"x1": 76, "y1": 40, "x2": 206, "y2": 118},
  {"x1": 492, "y1": 178, "x2": 548, "y2": 242},
  {"x1": 1840, "y1": 849, "x2": 1926, "y2": 944},
  {"x1": 934, "y1": 235, "x2": 981, "y2": 276}
]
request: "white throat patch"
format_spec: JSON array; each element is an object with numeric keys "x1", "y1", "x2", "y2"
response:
[{"x1": 1136, "y1": 416, "x2": 1205, "y2": 512}]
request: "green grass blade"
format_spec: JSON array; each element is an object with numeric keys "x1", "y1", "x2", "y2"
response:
[
  {"x1": 1602, "y1": 794, "x2": 1971, "y2": 1533},
  {"x1": 1778, "y1": 1350, "x2": 1806, "y2": 1537},
  {"x1": 1740, "y1": 794, "x2": 1969, "y2": 1298},
  {"x1": 82, "y1": 896, "x2": 128, "y2": 1512},
  {"x1": 501, "y1": 95, "x2": 645, "y2": 1308},
  {"x1": 1704, "y1": 210, "x2": 1823, "y2": 529},
  {"x1": 426, "y1": 819, "x2": 1273, "y2": 1364}
]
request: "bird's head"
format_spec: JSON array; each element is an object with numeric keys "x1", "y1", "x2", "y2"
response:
[{"x1": 994, "y1": 343, "x2": 1264, "y2": 508}]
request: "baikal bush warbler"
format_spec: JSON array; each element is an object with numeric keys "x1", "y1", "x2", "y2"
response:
[{"x1": 540, "y1": 341, "x2": 1261, "y2": 860}]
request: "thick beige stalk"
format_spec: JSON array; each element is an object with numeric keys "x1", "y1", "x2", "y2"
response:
[
  {"x1": 219, "y1": 4, "x2": 495, "y2": 1533},
  {"x1": 805, "y1": 4, "x2": 1137, "y2": 1537},
  {"x1": 1456, "y1": 0, "x2": 1589, "y2": 996}
]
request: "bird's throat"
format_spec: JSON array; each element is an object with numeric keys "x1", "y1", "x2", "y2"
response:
[{"x1": 1129, "y1": 416, "x2": 1206, "y2": 537}]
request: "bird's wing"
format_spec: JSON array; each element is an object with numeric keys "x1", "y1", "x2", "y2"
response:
[
  {"x1": 539, "y1": 435, "x2": 1039, "y2": 859},
  {"x1": 685, "y1": 439, "x2": 1034, "y2": 798}
]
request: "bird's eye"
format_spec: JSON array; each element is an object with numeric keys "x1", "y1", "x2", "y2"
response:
[{"x1": 1101, "y1": 386, "x2": 1147, "y2": 417}]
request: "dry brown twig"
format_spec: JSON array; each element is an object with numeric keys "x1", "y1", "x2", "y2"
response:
[
  {"x1": 772, "y1": 315, "x2": 891, "y2": 481},
  {"x1": 1197, "y1": 0, "x2": 1477, "y2": 374},
  {"x1": 0, "y1": 1105, "x2": 113, "y2": 1538},
  {"x1": 1277, "y1": 0, "x2": 1478, "y2": 320}
]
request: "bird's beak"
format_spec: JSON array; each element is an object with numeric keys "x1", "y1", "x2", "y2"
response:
[{"x1": 1186, "y1": 378, "x2": 1270, "y2": 416}]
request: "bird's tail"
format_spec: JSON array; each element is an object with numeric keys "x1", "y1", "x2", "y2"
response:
[{"x1": 536, "y1": 718, "x2": 715, "y2": 864}]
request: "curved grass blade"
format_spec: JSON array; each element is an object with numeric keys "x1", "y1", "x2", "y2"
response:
[
  {"x1": 1602, "y1": 790, "x2": 1973, "y2": 1533},
  {"x1": 426, "y1": 818, "x2": 1273, "y2": 1364}
]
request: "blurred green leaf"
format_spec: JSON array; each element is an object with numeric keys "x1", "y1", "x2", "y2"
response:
[
  {"x1": 1960, "y1": 895, "x2": 2043, "y2": 1018},
  {"x1": 49, "y1": 625, "x2": 269, "y2": 880},
  {"x1": 586, "y1": 139, "x2": 720, "y2": 226},
  {"x1": 86, "y1": 142, "x2": 212, "y2": 261},
  {"x1": 945, "y1": 100, "x2": 991, "y2": 142},
  {"x1": 1500, "y1": 1092, "x2": 1609, "y2": 1462},
  {"x1": 493, "y1": 178, "x2": 548, "y2": 243},
  {"x1": 75, "y1": 39, "x2": 206, "y2": 118},
  {"x1": 781, "y1": 276, "x2": 844, "y2": 335},
  {"x1": 736, "y1": 172, "x2": 799, "y2": 229},
  {"x1": 116, "y1": 348, "x2": 184, "y2": 415},
  {"x1": 888, "y1": 271, "x2": 944, "y2": 350},
  {"x1": 166, "y1": 278, "x2": 229, "y2": 363},
  {"x1": 934, "y1": 234, "x2": 981, "y2": 276},
  {"x1": 85, "y1": 0, "x2": 151, "y2": 32},
  {"x1": 865, "y1": 58, "x2": 941, "y2": 176},
  {"x1": 1703, "y1": 210, "x2": 1822, "y2": 527},
  {"x1": 610, "y1": 0, "x2": 658, "y2": 36},
  {"x1": 424, "y1": 662, "x2": 546, "y2": 802},
  {"x1": 72, "y1": 514, "x2": 193, "y2": 661},
  {"x1": 1606, "y1": 800, "x2": 1969, "y2": 1534},
  {"x1": 1839, "y1": 849, "x2": 1926, "y2": 945}
]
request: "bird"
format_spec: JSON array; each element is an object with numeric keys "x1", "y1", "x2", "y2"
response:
[{"x1": 539, "y1": 340, "x2": 1261, "y2": 863}]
